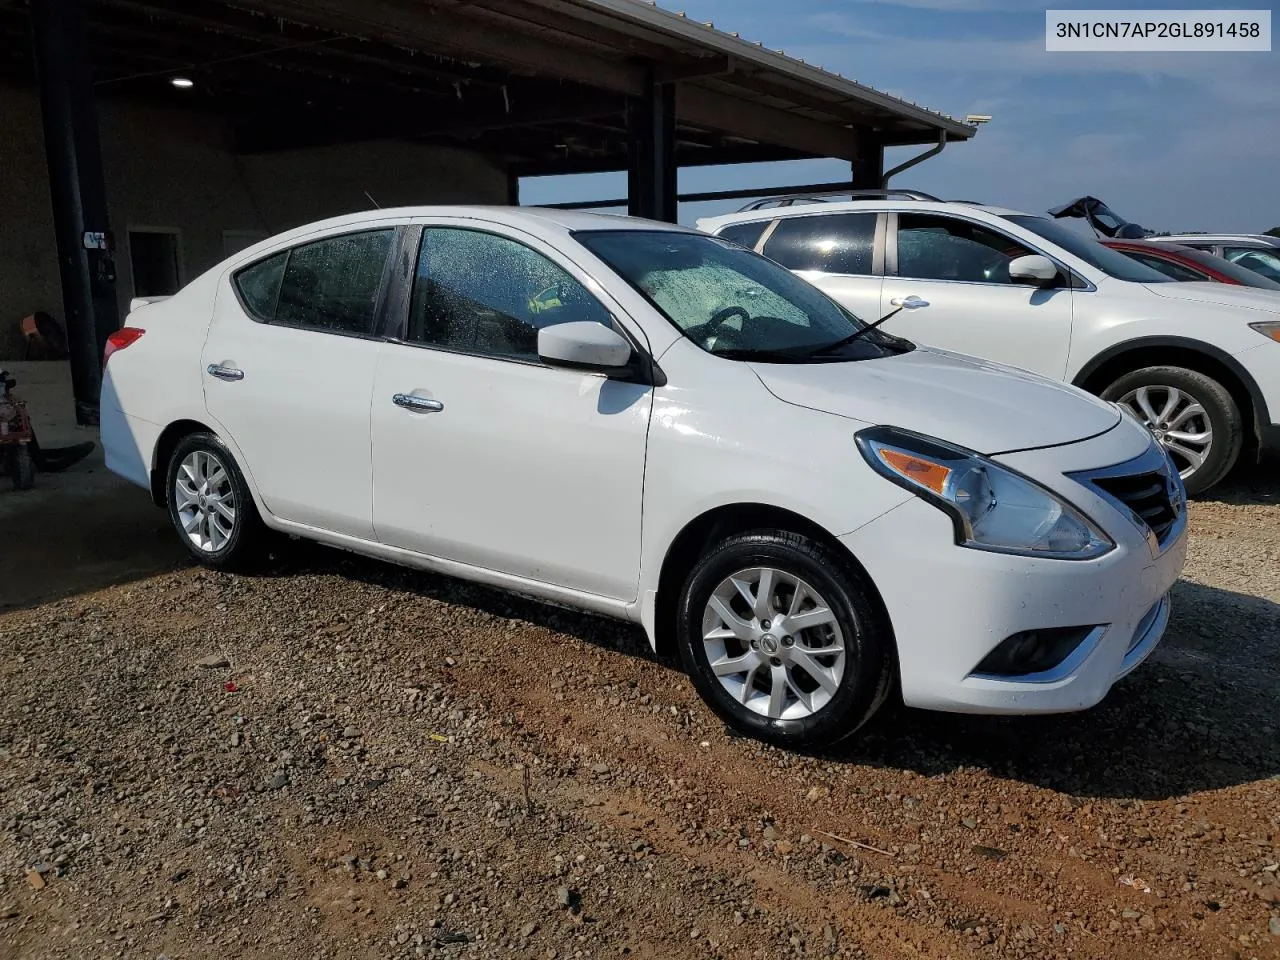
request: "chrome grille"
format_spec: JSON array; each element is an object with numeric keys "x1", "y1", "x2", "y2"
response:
[
  {"x1": 1093, "y1": 470, "x2": 1180, "y2": 544},
  {"x1": 1070, "y1": 444, "x2": 1186, "y2": 552}
]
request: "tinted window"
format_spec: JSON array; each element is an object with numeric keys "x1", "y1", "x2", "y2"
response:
[
  {"x1": 716, "y1": 220, "x2": 769, "y2": 250},
  {"x1": 1165, "y1": 245, "x2": 1280, "y2": 289},
  {"x1": 1224, "y1": 247, "x2": 1280, "y2": 281},
  {"x1": 1005, "y1": 215, "x2": 1173, "y2": 282},
  {"x1": 233, "y1": 251, "x2": 287, "y2": 321},
  {"x1": 763, "y1": 214, "x2": 876, "y2": 275},
  {"x1": 1120, "y1": 251, "x2": 1205, "y2": 282},
  {"x1": 272, "y1": 230, "x2": 394, "y2": 335},
  {"x1": 408, "y1": 228, "x2": 612, "y2": 361},
  {"x1": 896, "y1": 214, "x2": 1035, "y2": 284}
]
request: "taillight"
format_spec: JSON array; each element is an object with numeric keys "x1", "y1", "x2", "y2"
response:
[{"x1": 103, "y1": 327, "x2": 145, "y2": 366}]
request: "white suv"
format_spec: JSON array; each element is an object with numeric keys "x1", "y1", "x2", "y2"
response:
[
  {"x1": 699, "y1": 194, "x2": 1280, "y2": 493},
  {"x1": 102, "y1": 207, "x2": 1186, "y2": 749}
]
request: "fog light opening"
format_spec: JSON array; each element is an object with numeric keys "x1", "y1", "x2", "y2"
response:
[{"x1": 973, "y1": 625, "x2": 1100, "y2": 679}]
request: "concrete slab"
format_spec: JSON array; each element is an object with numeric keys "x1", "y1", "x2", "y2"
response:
[{"x1": 0, "y1": 360, "x2": 187, "y2": 611}]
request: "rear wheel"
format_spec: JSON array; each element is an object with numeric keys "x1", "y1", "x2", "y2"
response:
[
  {"x1": 676, "y1": 530, "x2": 893, "y2": 749},
  {"x1": 165, "y1": 433, "x2": 265, "y2": 570},
  {"x1": 1101, "y1": 365, "x2": 1242, "y2": 495}
]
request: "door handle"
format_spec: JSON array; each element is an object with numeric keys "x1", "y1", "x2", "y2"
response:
[
  {"x1": 889, "y1": 295, "x2": 930, "y2": 309},
  {"x1": 207, "y1": 363, "x2": 244, "y2": 381},
  {"x1": 392, "y1": 393, "x2": 444, "y2": 413}
]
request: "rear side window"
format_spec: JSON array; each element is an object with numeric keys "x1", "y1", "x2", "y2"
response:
[
  {"x1": 761, "y1": 213, "x2": 876, "y2": 275},
  {"x1": 715, "y1": 220, "x2": 769, "y2": 250},
  {"x1": 234, "y1": 252, "x2": 286, "y2": 320},
  {"x1": 232, "y1": 229, "x2": 395, "y2": 335}
]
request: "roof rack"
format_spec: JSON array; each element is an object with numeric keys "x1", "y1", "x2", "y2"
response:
[{"x1": 737, "y1": 188, "x2": 940, "y2": 212}]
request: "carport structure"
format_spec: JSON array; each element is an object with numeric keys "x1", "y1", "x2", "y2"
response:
[{"x1": 4, "y1": 0, "x2": 974, "y2": 420}]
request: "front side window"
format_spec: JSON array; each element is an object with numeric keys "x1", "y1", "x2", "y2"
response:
[
  {"x1": 577, "y1": 230, "x2": 909, "y2": 362},
  {"x1": 407, "y1": 228, "x2": 612, "y2": 361},
  {"x1": 232, "y1": 229, "x2": 395, "y2": 334},
  {"x1": 762, "y1": 213, "x2": 877, "y2": 275},
  {"x1": 896, "y1": 214, "x2": 1034, "y2": 284}
]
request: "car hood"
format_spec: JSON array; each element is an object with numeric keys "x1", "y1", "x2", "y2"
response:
[
  {"x1": 1144, "y1": 280, "x2": 1280, "y2": 313},
  {"x1": 751, "y1": 346, "x2": 1121, "y2": 455}
]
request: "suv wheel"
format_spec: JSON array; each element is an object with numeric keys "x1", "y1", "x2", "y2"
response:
[
  {"x1": 1101, "y1": 365, "x2": 1242, "y2": 495},
  {"x1": 165, "y1": 433, "x2": 265, "y2": 570},
  {"x1": 676, "y1": 530, "x2": 893, "y2": 749}
]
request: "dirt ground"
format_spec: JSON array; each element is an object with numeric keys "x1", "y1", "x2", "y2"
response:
[{"x1": 0, "y1": 400, "x2": 1278, "y2": 958}]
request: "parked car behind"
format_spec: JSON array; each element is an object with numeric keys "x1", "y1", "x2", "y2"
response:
[
  {"x1": 1157, "y1": 234, "x2": 1280, "y2": 284},
  {"x1": 102, "y1": 207, "x2": 1187, "y2": 749},
  {"x1": 1101, "y1": 239, "x2": 1280, "y2": 290},
  {"x1": 698, "y1": 192, "x2": 1280, "y2": 494}
]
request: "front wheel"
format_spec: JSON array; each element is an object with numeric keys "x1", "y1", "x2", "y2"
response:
[
  {"x1": 165, "y1": 433, "x2": 265, "y2": 570},
  {"x1": 676, "y1": 530, "x2": 894, "y2": 749},
  {"x1": 1101, "y1": 365, "x2": 1242, "y2": 496}
]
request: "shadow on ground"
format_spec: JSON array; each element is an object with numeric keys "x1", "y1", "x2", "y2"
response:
[{"x1": 253, "y1": 541, "x2": 1279, "y2": 803}]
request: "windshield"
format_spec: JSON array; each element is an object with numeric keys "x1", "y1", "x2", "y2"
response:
[
  {"x1": 575, "y1": 230, "x2": 910, "y2": 362},
  {"x1": 1006, "y1": 216, "x2": 1174, "y2": 283}
]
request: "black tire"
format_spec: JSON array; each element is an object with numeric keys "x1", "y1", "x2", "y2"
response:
[
  {"x1": 11, "y1": 444, "x2": 35, "y2": 490},
  {"x1": 165, "y1": 432, "x2": 266, "y2": 570},
  {"x1": 676, "y1": 530, "x2": 894, "y2": 750},
  {"x1": 1100, "y1": 365, "x2": 1242, "y2": 496}
]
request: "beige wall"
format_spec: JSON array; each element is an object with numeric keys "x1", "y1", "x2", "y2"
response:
[{"x1": 0, "y1": 83, "x2": 507, "y2": 359}]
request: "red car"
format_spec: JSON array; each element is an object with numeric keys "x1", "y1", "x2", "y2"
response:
[{"x1": 1102, "y1": 239, "x2": 1280, "y2": 289}]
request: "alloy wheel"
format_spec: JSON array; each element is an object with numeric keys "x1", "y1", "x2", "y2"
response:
[
  {"x1": 700, "y1": 566, "x2": 847, "y2": 720},
  {"x1": 1118, "y1": 384, "x2": 1212, "y2": 480},
  {"x1": 174, "y1": 449, "x2": 237, "y2": 553}
]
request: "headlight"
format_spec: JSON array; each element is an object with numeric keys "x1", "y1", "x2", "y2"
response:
[
  {"x1": 857, "y1": 426, "x2": 1114, "y2": 560},
  {"x1": 1249, "y1": 321, "x2": 1280, "y2": 343}
]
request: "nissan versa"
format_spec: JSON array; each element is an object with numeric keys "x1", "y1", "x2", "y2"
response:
[{"x1": 101, "y1": 208, "x2": 1189, "y2": 748}]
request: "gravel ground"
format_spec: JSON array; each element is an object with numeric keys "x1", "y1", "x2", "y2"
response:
[{"x1": 1, "y1": 471, "x2": 1278, "y2": 960}]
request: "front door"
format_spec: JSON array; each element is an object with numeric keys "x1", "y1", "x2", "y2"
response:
[
  {"x1": 370, "y1": 223, "x2": 652, "y2": 601},
  {"x1": 201, "y1": 226, "x2": 397, "y2": 539},
  {"x1": 881, "y1": 212, "x2": 1075, "y2": 379}
]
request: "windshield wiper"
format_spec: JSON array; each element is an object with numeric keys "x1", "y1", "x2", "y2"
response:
[
  {"x1": 711, "y1": 347, "x2": 810, "y2": 363},
  {"x1": 804, "y1": 305, "x2": 905, "y2": 358}
]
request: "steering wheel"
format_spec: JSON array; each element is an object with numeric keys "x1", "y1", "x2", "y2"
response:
[{"x1": 686, "y1": 305, "x2": 751, "y2": 347}]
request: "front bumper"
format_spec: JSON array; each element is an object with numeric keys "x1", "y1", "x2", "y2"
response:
[{"x1": 841, "y1": 426, "x2": 1188, "y2": 715}]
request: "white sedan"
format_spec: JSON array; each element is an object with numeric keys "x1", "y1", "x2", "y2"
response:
[{"x1": 102, "y1": 207, "x2": 1188, "y2": 748}]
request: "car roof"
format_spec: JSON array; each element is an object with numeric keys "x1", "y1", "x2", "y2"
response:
[
  {"x1": 1159, "y1": 233, "x2": 1280, "y2": 245},
  {"x1": 696, "y1": 199, "x2": 1035, "y2": 229},
  {"x1": 263, "y1": 205, "x2": 696, "y2": 245}
]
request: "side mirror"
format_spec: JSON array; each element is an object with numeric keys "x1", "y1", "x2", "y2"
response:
[
  {"x1": 537, "y1": 321, "x2": 634, "y2": 374},
  {"x1": 1008, "y1": 254, "x2": 1061, "y2": 287}
]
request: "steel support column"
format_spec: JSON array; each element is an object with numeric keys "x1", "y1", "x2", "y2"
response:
[
  {"x1": 850, "y1": 138, "x2": 884, "y2": 190},
  {"x1": 626, "y1": 76, "x2": 676, "y2": 222},
  {"x1": 506, "y1": 170, "x2": 521, "y2": 206},
  {"x1": 30, "y1": 0, "x2": 119, "y2": 425}
]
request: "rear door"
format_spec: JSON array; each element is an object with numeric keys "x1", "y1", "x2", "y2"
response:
[
  {"x1": 880, "y1": 212, "x2": 1075, "y2": 379},
  {"x1": 201, "y1": 225, "x2": 399, "y2": 540},
  {"x1": 758, "y1": 212, "x2": 884, "y2": 323}
]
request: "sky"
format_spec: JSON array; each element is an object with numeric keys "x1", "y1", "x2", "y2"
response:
[{"x1": 521, "y1": 1, "x2": 1280, "y2": 232}]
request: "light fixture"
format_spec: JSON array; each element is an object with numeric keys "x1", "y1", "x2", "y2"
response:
[
  {"x1": 170, "y1": 76, "x2": 194, "y2": 89},
  {"x1": 965, "y1": 114, "x2": 992, "y2": 125}
]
